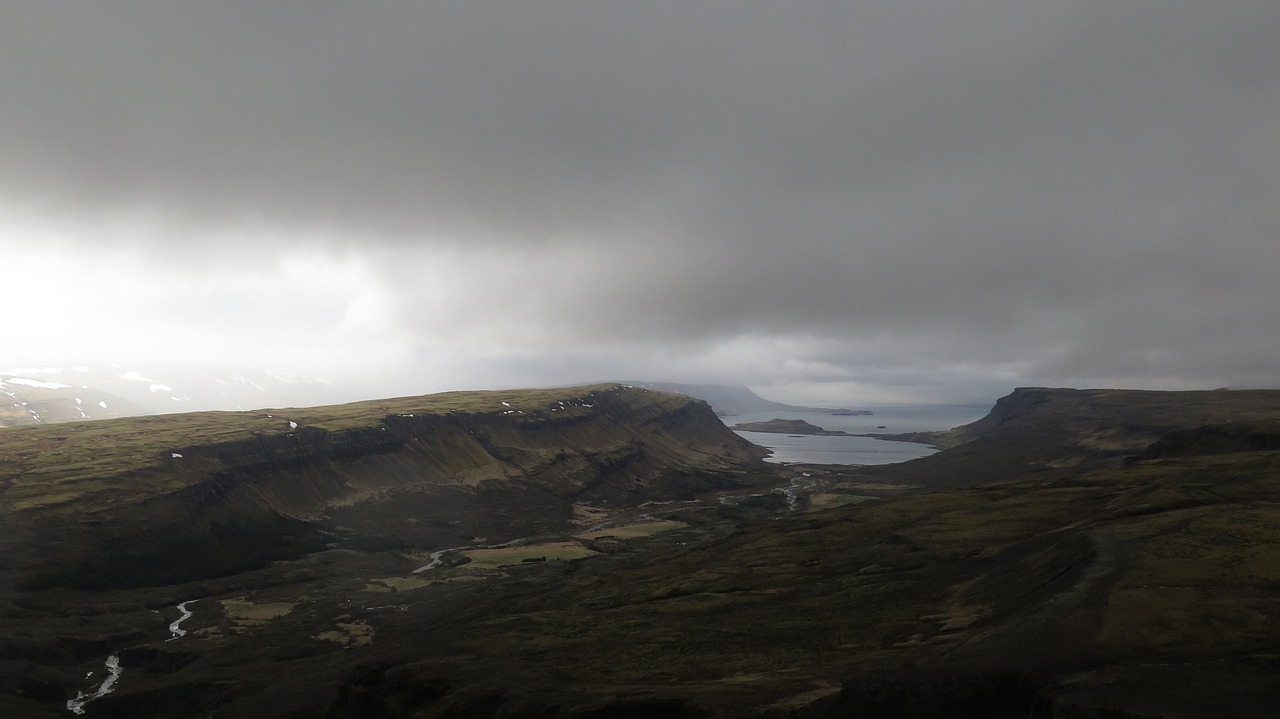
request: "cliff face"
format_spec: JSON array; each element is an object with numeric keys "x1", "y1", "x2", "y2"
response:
[
  {"x1": 962, "y1": 386, "x2": 1280, "y2": 442},
  {"x1": 950, "y1": 387, "x2": 1280, "y2": 451},
  {"x1": 885, "y1": 387, "x2": 1280, "y2": 488},
  {"x1": 2, "y1": 385, "x2": 771, "y2": 590}
]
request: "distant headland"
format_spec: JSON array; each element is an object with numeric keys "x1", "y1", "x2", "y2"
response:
[{"x1": 730, "y1": 418, "x2": 853, "y2": 436}]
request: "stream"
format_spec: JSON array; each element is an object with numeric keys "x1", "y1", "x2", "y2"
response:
[
  {"x1": 64, "y1": 472, "x2": 824, "y2": 710},
  {"x1": 65, "y1": 654, "x2": 122, "y2": 716},
  {"x1": 411, "y1": 536, "x2": 535, "y2": 573},
  {"x1": 66, "y1": 600, "x2": 198, "y2": 714},
  {"x1": 413, "y1": 475, "x2": 822, "y2": 573},
  {"x1": 410, "y1": 505, "x2": 711, "y2": 573},
  {"x1": 168, "y1": 600, "x2": 197, "y2": 639},
  {"x1": 717, "y1": 472, "x2": 822, "y2": 510},
  {"x1": 410, "y1": 502, "x2": 724, "y2": 573},
  {"x1": 775, "y1": 473, "x2": 821, "y2": 510}
]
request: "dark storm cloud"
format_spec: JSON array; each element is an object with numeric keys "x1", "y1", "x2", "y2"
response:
[{"x1": 3, "y1": 1, "x2": 1278, "y2": 402}]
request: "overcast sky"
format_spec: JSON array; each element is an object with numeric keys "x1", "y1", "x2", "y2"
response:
[{"x1": 4, "y1": 1, "x2": 1278, "y2": 406}]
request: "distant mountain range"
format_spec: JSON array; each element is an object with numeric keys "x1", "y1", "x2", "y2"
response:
[
  {"x1": 0, "y1": 364, "x2": 342, "y2": 427},
  {"x1": 1, "y1": 369, "x2": 871, "y2": 428},
  {"x1": 631, "y1": 381, "x2": 871, "y2": 416}
]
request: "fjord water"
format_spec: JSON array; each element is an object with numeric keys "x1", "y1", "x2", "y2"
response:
[{"x1": 727, "y1": 404, "x2": 990, "y2": 465}]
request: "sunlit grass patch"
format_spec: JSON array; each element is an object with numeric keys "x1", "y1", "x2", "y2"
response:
[
  {"x1": 462, "y1": 541, "x2": 598, "y2": 568},
  {"x1": 221, "y1": 599, "x2": 295, "y2": 630},
  {"x1": 807, "y1": 493, "x2": 875, "y2": 509},
  {"x1": 367, "y1": 576, "x2": 431, "y2": 592},
  {"x1": 341, "y1": 621, "x2": 374, "y2": 646},
  {"x1": 314, "y1": 620, "x2": 374, "y2": 648},
  {"x1": 577, "y1": 519, "x2": 686, "y2": 540}
]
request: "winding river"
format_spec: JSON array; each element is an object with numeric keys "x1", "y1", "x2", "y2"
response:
[
  {"x1": 64, "y1": 465, "x2": 835, "y2": 712},
  {"x1": 411, "y1": 537, "x2": 534, "y2": 573},
  {"x1": 66, "y1": 600, "x2": 197, "y2": 714},
  {"x1": 168, "y1": 600, "x2": 197, "y2": 639},
  {"x1": 65, "y1": 654, "x2": 122, "y2": 716},
  {"x1": 414, "y1": 476, "x2": 823, "y2": 573}
]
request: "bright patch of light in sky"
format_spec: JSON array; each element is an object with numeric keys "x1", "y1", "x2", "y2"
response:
[{"x1": 4, "y1": 210, "x2": 418, "y2": 383}]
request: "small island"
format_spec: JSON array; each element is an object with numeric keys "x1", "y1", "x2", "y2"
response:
[{"x1": 730, "y1": 418, "x2": 852, "y2": 436}]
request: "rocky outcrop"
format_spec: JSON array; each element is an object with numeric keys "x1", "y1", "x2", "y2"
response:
[{"x1": 870, "y1": 387, "x2": 1280, "y2": 488}]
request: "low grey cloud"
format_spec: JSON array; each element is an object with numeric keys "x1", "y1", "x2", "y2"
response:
[{"x1": 4, "y1": 1, "x2": 1278, "y2": 405}]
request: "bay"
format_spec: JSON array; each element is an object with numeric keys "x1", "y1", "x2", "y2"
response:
[{"x1": 724, "y1": 404, "x2": 991, "y2": 465}]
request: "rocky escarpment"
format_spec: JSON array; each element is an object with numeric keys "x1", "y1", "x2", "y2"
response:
[
  {"x1": 879, "y1": 387, "x2": 1280, "y2": 488},
  {"x1": 2, "y1": 385, "x2": 773, "y2": 590}
]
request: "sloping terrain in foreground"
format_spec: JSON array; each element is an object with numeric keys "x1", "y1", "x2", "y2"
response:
[{"x1": 4, "y1": 387, "x2": 1280, "y2": 717}]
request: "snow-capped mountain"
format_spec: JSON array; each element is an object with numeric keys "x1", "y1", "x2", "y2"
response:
[{"x1": 0, "y1": 364, "x2": 346, "y2": 427}]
